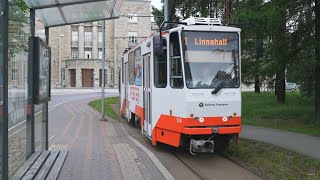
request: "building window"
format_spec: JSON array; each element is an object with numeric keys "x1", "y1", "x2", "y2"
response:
[
  {"x1": 128, "y1": 14, "x2": 138, "y2": 23},
  {"x1": 72, "y1": 31, "x2": 78, "y2": 47},
  {"x1": 11, "y1": 69, "x2": 18, "y2": 81},
  {"x1": 128, "y1": 32, "x2": 138, "y2": 43},
  {"x1": 99, "y1": 31, "x2": 103, "y2": 47},
  {"x1": 84, "y1": 31, "x2": 92, "y2": 46},
  {"x1": 72, "y1": 48, "x2": 79, "y2": 59},
  {"x1": 99, "y1": 49, "x2": 102, "y2": 59},
  {"x1": 85, "y1": 50, "x2": 92, "y2": 59}
]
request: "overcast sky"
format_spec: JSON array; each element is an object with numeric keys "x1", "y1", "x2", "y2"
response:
[{"x1": 151, "y1": 0, "x2": 162, "y2": 9}]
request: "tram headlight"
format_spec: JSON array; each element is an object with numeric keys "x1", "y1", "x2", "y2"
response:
[{"x1": 222, "y1": 117, "x2": 228, "y2": 122}]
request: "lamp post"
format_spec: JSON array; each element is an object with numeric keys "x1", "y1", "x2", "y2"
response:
[
  {"x1": 59, "y1": 34, "x2": 64, "y2": 85},
  {"x1": 101, "y1": 20, "x2": 106, "y2": 120}
]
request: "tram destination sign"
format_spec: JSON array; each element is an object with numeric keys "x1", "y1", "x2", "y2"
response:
[
  {"x1": 182, "y1": 31, "x2": 239, "y2": 51},
  {"x1": 34, "y1": 37, "x2": 51, "y2": 104}
]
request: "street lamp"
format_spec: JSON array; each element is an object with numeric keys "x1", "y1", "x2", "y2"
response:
[{"x1": 59, "y1": 34, "x2": 64, "y2": 86}]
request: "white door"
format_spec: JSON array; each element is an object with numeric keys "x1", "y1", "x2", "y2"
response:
[{"x1": 143, "y1": 54, "x2": 152, "y2": 137}]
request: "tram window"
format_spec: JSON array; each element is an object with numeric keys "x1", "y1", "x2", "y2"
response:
[
  {"x1": 154, "y1": 52, "x2": 167, "y2": 88},
  {"x1": 129, "y1": 51, "x2": 135, "y2": 85},
  {"x1": 170, "y1": 32, "x2": 184, "y2": 88},
  {"x1": 134, "y1": 48, "x2": 142, "y2": 86}
]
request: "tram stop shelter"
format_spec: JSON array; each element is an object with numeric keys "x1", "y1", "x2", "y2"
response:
[{"x1": 0, "y1": 0, "x2": 121, "y2": 179}]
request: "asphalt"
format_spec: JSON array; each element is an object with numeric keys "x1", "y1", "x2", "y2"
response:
[{"x1": 240, "y1": 125, "x2": 320, "y2": 160}]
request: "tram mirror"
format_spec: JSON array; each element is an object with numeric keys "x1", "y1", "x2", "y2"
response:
[{"x1": 153, "y1": 35, "x2": 163, "y2": 55}]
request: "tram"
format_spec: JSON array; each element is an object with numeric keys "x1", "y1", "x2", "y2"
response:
[{"x1": 120, "y1": 17, "x2": 241, "y2": 154}]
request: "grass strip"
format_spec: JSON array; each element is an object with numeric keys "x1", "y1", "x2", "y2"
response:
[
  {"x1": 88, "y1": 97, "x2": 119, "y2": 120},
  {"x1": 242, "y1": 92, "x2": 320, "y2": 136},
  {"x1": 222, "y1": 139, "x2": 320, "y2": 180}
]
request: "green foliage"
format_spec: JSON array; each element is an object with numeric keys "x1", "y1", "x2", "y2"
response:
[
  {"x1": 242, "y1": 92, "x2": 320, "y2": 136},
  {"x1": 151, "y1": 5, "x2": 164, "y2": 28},
  {"x1": 8, "y1": 0, "x2": 29, "y2": 59},
  {"x1": 224, "y1": 139, "x2": 320, "y2": 179}
]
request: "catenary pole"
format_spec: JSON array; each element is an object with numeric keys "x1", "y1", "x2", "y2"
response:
[
  {"x1": 164, "y1": 0, "x2": 169, "y2": 21},
  {"x1": 101, "y1": 20, "x2": 106, "y2": 120}
]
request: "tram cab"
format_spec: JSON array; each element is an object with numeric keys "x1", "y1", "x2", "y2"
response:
[{"x1": 120, "y1": 17, "x2": 241, "y2": 153}]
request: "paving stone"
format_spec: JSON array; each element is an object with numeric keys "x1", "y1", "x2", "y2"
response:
[{"x1": 51, "y1": 98, "x2": 165, "y2": 180}]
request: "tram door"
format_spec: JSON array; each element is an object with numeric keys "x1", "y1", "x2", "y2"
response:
[
  {"x1": 125, "y1": 63, "x2": 129, "y2": 114},
  {"x1": 143, "y1": 53, "x2": 152, "y2": 137}
]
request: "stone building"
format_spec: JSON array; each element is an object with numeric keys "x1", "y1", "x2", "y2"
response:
[{"x1": 49, "y1": 0, "x2": 157, "y2": 88}]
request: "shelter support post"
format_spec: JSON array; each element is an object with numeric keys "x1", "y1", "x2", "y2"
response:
[{"x1": 27, "y1": 8, "x2": 35, "y2": 158}]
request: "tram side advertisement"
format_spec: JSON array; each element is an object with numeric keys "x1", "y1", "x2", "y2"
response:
[{"x1": 34, "y1": 37, "x2": 51, "y2": 104}]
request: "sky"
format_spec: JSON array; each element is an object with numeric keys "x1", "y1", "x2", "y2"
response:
[{"x1": 151, "y1": 0, "x2": 162, "y2": 9}]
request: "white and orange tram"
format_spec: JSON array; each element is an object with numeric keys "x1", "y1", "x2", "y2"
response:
[{"x1": 120, "y1": 17, "x2": 241, "y2": 153}]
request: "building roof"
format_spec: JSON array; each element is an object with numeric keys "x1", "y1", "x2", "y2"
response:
[{"x1": 24, "y1": 0, "x2": 122, "y2": 27}]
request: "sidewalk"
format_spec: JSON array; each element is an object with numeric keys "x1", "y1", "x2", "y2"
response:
[
  {"x1": 51, "y1": 88, "x2": 119, "y2": 95},
  {"x1": 240, "y1": 125, "x2": 320, "y2": 160},
  {"x1": 49, "y1": 97, "x2": 173, "y2": 180}
]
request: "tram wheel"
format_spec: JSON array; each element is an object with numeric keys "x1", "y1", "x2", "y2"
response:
[
  {"x1": 215, "y1": 135, "x2": 230, "y2": 152},
  {"x1": 130, "y1": 112, "x2": 135, "y2": 126}
]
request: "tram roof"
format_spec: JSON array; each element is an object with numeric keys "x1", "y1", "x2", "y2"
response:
[{"x1": 23, "y1": 0, "x2": 122, "y2": 27}]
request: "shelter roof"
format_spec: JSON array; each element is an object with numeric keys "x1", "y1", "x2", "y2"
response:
[{"x1": 24, "y1": 0, "x2": 122, "y2": 27}]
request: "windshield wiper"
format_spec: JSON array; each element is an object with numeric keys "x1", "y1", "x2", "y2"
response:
[{"x1": 211, "y1": 65, "x2": 238, "y2": 95}]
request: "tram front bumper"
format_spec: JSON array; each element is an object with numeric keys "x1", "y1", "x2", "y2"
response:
[{"x1": 182, "y1": 125, "x2": 241, "y2": 135}]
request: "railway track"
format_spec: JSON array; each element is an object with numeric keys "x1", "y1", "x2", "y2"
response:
[
  {"x1": 172, "y1": 151, "x2": 266, "y2": 180},
  {"x1": 172, "y1": 152, "x2": 207, "y2": 180},
  {"x1": 120, "y1": 115, "x2": 263, "y2": 180}
]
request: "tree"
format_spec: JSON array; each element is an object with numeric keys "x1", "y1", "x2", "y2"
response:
[
  {"x1": 315, "y1": 0, "x2": 320, "y2": 120},
  {"x1": 231, "y1": 0, "x2": 267, "y2": 93},
  {"x1": 272, "y1": 0, "x2": 288, "y2": 104},
  {"x1": 151, "y1": 5, "x2": 164, "y2": 27},
  {"x1": 8, "y1": 0, "x2": 29, "y2": 59}
]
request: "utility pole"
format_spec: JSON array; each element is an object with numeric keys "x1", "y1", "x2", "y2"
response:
[
  {"x1": 58, "y1": 33, "x2": 64, "y2": 85},
  {"x1": 101, "y1": 20, "x2": 106, "y2": 120},
  {"x1": 164, "y1": 0, "x2": 169, "y2": 21}
]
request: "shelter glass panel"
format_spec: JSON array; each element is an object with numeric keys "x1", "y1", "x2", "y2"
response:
[
  {"x1": 0, "y1": 0, "x2": 5, "y2": 177},
  {"x1": 25, "y1": 0, "x2": 116, "y2": 8},
  {"x1": 34, "y1": 103, "x2": 46, "y2": 151},
  {"x1": 34, "y1": 19, "x2": 48, "y2": 152},
  {"x1": 8, "y1": 2, "x2": 30, "y2": 177}
]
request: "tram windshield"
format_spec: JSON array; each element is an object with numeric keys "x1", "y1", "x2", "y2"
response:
[{"x1": 182, "y1": 31, "x2": 240, "y2": 89}]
